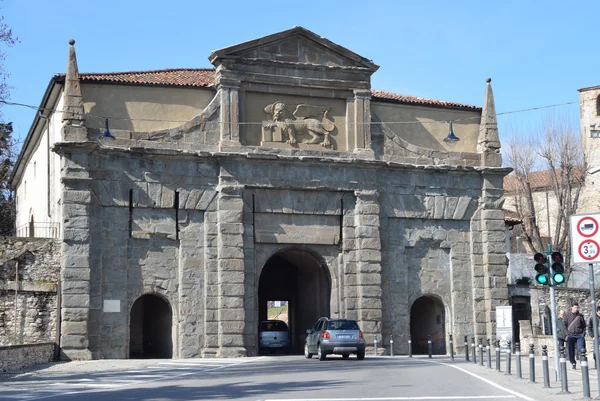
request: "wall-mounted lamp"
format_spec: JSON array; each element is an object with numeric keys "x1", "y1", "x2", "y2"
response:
[
  {"x1": 98, "y1": 118, "x2": 115, "y2": 140},
  {"x1": 443, "y1": 121, "x2": 460, "y2": 146}
]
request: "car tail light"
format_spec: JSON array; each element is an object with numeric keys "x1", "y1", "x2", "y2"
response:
[
  {"x1": 322, "y1": 331, "x2": 330, "y2": 339},
  {"x1": 359, "y1": 331, "x2": 364, "y2": 339}
]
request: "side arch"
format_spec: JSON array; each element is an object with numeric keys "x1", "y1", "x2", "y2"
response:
[
  {"x1": 129, "y1": 293, "x2": 173, "y2": 359},
  {"x1": 409, "y1": 294, "x2": 447, "y2": 355}
]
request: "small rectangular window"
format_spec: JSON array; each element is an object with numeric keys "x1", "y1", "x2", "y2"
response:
[{"x1": 591, "y1": 129, "x2": 600, "y2": 138}]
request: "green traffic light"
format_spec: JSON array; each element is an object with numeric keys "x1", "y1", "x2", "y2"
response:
[
  {"x1": 536, "y1": 273, "x2": 549, "y2": 285},
  {"x1": 553, "y1": 273, "x2": 565, "y2": 284}
]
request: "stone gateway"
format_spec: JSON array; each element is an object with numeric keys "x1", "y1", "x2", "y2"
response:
[{"x1": 10, "y1": 27, "x2": 510, "y2": 360}]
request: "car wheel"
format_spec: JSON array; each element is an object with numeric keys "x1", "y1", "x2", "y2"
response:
[
  {"x1": 318, "y1": 344, "x2": 327, "y2": 361},
  {"x1": 357, "y1": 351, "x2": 365, "y2": 360},
  {"x1": 342, "y1": 353, "x2": 350, "y2": 359},
  {"x1": 304, "y1": 343, "x2": 313, "y2": 359}
]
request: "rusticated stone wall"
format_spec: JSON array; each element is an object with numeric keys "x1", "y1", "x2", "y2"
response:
[
  {"x1": 0, "y1": 237, "x2": 60, "y2": 347},
  {"x1": 0, "y1": 343, "x2": 56, "y2": 373}
]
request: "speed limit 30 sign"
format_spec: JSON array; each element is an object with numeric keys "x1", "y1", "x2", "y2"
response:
[{"x1": 570, "y1": 213, "x2": 600, "y2": 263}]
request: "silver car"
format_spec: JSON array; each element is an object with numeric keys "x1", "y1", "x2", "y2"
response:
[
  {"x1": 259, "y1": 320, "x2": 290, "y2": 353},
  {"x1": 304, "y1": 317, "x2": 366, "y2": 360}
]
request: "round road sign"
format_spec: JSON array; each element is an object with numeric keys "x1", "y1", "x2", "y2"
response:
[
  {"x1": 579, "y1": 239, "x2": 600, "y2": 261},
  {"x1": 577, "y1": 216, "x2": 599, "y2": 237}
]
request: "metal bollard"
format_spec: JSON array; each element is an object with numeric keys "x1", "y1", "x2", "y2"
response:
[
  {"x1": 529, "y1": 344, "x2": 535, "y2": 383},
  {"x1": 515, "y1": 343, "x2": 522, "y2": 379},
  {"x1": 506, "y1": 341, "x2": 511, "y2": 375},
  {"x1": 496, "y1": 340, "x2": 501, "y2": 371},
  {"x1": 408, "y1": 335, "x2": 412, "y2": 358},
  {"x1": 581, "y1": 348, "x2": 591, "y2": 399},
  {"x1": 559, "y1": 346, "x2": 570, "y2": 394},
  {"x1": 472, "y1": 337, "x2": 477, "y2": 364},
  {"x1": 478, "y1": 338, "x2": 483, "y2": 366},
  {"x1": 390, "y1": 334, "x2": 394, "y2": 357},
  {"x1": 428, "y1": 335, "x2": 432, "y2": 359},
  {"x1": 542, "y1": 345, "x2": 550, "y2": 388},
  {"x1": 464, "y1": 335, "x2": 469, "y2": 362},
  {"x1": 374, "y1": 337, "x2": 378, "y2": 356},
  {"x1": 449, "y1": 334, "x2": 454, "y2": 361},
  {"x1": 486, "y1": 339, "x2": 492, "y2": 368}
]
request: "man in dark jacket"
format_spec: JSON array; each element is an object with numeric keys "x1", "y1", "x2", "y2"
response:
[
  {"x1": 588, "y1": 306, "x2": 600, "y2": 368},
  {"x1": 564, "y1": 302, "x2": 586, "y2": 369}
]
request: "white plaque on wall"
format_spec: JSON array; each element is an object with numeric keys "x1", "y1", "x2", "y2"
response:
[{"x1": 103, "y1": 300, "x2": 121, "y2": 313}]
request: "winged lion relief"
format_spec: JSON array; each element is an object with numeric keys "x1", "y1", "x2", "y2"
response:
[{"x1": 262, "y1": 102, "x2": 336, "y2": 148}]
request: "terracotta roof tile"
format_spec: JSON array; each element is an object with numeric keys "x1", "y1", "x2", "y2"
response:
[
  {"x1": 504, "y1": 166, "x2": 585, "y2": 193},
  {"x1": 56, "y1": 68, "x2": 481, "y2": 110},
  {"x1": 370, "y1": 89, "x2": 481, "y2": 111}
]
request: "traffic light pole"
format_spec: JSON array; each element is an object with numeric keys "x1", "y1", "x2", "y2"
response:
[
  {"x1": 588, "y1": 262, "x2": 600, "y2": 395},
  {"x1": 548, "y1": 244, "x2": 560, "y2": 381}
]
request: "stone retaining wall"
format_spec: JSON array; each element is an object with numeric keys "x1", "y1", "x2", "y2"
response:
[{"x1": 0, "y1": 343, "x2": 56, "y2": 373}]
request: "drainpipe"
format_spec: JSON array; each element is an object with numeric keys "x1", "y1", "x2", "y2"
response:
[
  {"x1": 14, "y1": 260, "x2": 18, "y2": 345},
  {"x1": 54, "y1": 280, "x2": 61, "y2": 361}
]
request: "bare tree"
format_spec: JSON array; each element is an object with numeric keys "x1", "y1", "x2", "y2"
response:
[
  {"x1": 0, "y1": 10, "x2": 18, "y2": 235},
  {"x1": 504, "y1": 114, "x2": 586, "y2": 273}
]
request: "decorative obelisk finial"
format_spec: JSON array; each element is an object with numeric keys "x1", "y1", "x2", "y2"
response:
[
  {"x1": 62, "y1": 39, "x2": 85, "y2": 125},
  {"x1": 477, "y1": 78, "x2": 501, "y2": 166}
]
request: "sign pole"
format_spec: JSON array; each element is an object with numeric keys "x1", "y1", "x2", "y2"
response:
[
  {"x1": 548, "y1": 244, "x2": 560, "y2": 381},
  {"x1": 589, "y1": 262, "x2": 600, "y2": 394}
]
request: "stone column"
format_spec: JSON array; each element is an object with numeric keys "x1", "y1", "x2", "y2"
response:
[
  {"x1": 216, "y1": 183, "x2": 246, "y2": 357},
  {"x1": 354, "y1": 190, "x2": 383, "y2": 349},
  {"x1": 59, "y1": 143, "x2": 93, "y2": 360},
  {"x1": 217, "y1": 78, "x2": 241, "y2": 149}
]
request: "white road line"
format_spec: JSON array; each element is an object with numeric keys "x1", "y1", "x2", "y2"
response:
[
  {"x1": 261, "y1": 397, "x2": 516, "y2": 401},
  {"x1": 413, "y1": 360, "x2": 536, "y2": 401},
  {"x1": 0, "y1": 395, "x2": 35, "y2": 400},
  {"x1": 155, "y1": 362, "x2": 225, "y2": 367}
]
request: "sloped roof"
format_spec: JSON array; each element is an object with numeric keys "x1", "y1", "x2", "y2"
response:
[
  {"x1": 504, "y1": 166, "x2": 585, "y2": 193},
  {"x1": 54, "y1": 68, "x2": 481, "y2": 111}
]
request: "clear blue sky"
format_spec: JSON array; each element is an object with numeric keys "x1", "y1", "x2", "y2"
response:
[{"x1": 2, "y1": 0, "x2": 596, "y2": 147}]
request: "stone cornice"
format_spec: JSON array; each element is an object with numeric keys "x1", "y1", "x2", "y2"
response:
[{"x1": 52, "y1": 140, "x2": 511, "y2": 175}]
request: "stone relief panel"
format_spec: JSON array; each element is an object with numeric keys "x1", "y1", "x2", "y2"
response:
[
  {"x1": 263, "y1": 102, "x2": 335, "y2": 148},
  {"x1": 244, "y1": 93, "x2": 346, "y2": 151}
]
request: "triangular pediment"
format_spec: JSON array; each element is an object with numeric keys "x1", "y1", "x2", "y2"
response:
[{"x1": 209, "y1": 26, "x2": 379, "y2": 71}]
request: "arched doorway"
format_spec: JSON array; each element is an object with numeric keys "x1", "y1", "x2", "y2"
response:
[
  {"x1": 258, "y1": 248, "x2": 331, "y2": 354},
  {"x1": 410, "y1": 295, "x2": 446, "y2": 355},
  {"x1": 129, "y1": 294, "x2": 173, "y2": 359}
]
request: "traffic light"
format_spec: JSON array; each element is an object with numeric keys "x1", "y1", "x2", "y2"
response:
[
  {"x1": 551, "y1": 251, "x2": 565, "y2": 285},
  {"x1": 534, "y1": 252, "x2": 549, "y2": 285}
]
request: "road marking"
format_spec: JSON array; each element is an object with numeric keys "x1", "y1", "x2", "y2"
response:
[
  {"x1": 262, "y1": 396, "x2": 516, "y2": 400},
  {"x1": 413, "y1": 360, "x2": 536, "y2": 401},
  {"x1": 19, "y1": 356, "x2": 266, "y2": 400}
]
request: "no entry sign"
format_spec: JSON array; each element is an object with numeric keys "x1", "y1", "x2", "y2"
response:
[{"x1": 571, "y1": 213, "x2": 600, "y2": 263}]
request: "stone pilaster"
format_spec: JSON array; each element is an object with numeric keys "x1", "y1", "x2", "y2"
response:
[
  {"x1": 354, "y1": 190, "x2": 383, "y2": 348},
  {"x1": 353, "y1": 90, "x2": 374, "y2": 156},
  {"x1": 217, "y1": 78, "x2": 241, "y2": 149},
  {"x1": 59, "y1": 143, "x2": 93, "y2": 360},
  {"x1": 215, "y1": 183, "x2": 246, "y2": 357},
  {"x1": 480, "y1": 174, "x2": 509, "y2": 338}
]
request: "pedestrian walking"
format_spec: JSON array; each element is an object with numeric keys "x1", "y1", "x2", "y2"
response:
[
  {"x1": 564, "y1": 302, "x2": 586, "y2": 369},
  {"x1": 557, "y1": 310, "x2": 566, "y2": 352},
  {"x1": 587, "y1": 306, "x2": 600, "y2": 369}
]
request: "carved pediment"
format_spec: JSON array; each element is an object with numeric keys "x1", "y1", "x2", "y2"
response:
[{"x1": 209, "y1": 26, "x2": 378, "y2": 71}]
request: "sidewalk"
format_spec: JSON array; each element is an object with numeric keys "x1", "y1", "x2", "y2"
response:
[{"x1": 445, "y1": 349, "x2": 600, "y2": 400}]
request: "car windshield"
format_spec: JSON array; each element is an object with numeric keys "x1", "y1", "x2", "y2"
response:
[
  {"x1": 327, "y1": 320, "x2": 359, "y2": 330},
  {"x1": 260, "y1": 321, "x2": 289, "y2": 332}
]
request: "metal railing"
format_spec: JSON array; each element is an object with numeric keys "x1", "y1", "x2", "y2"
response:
[{"x1": 12, "y1": 222, "x2": 60, "y2": 239}]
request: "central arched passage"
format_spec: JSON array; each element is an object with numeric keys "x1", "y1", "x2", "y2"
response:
[
  {"x1": 258, "y1": 248, "x2": 331, "y2": 354},
  {"x1": 129, "y1": 294, "x2": 173, "y2": 359},
  {"x1": 410, "y1": 295, "x2": 446, "y2": 355}
]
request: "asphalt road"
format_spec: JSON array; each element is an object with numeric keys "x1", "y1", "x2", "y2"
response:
[{"x1": 0, "y1": 354, "x2": 583, "y2": 401}]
